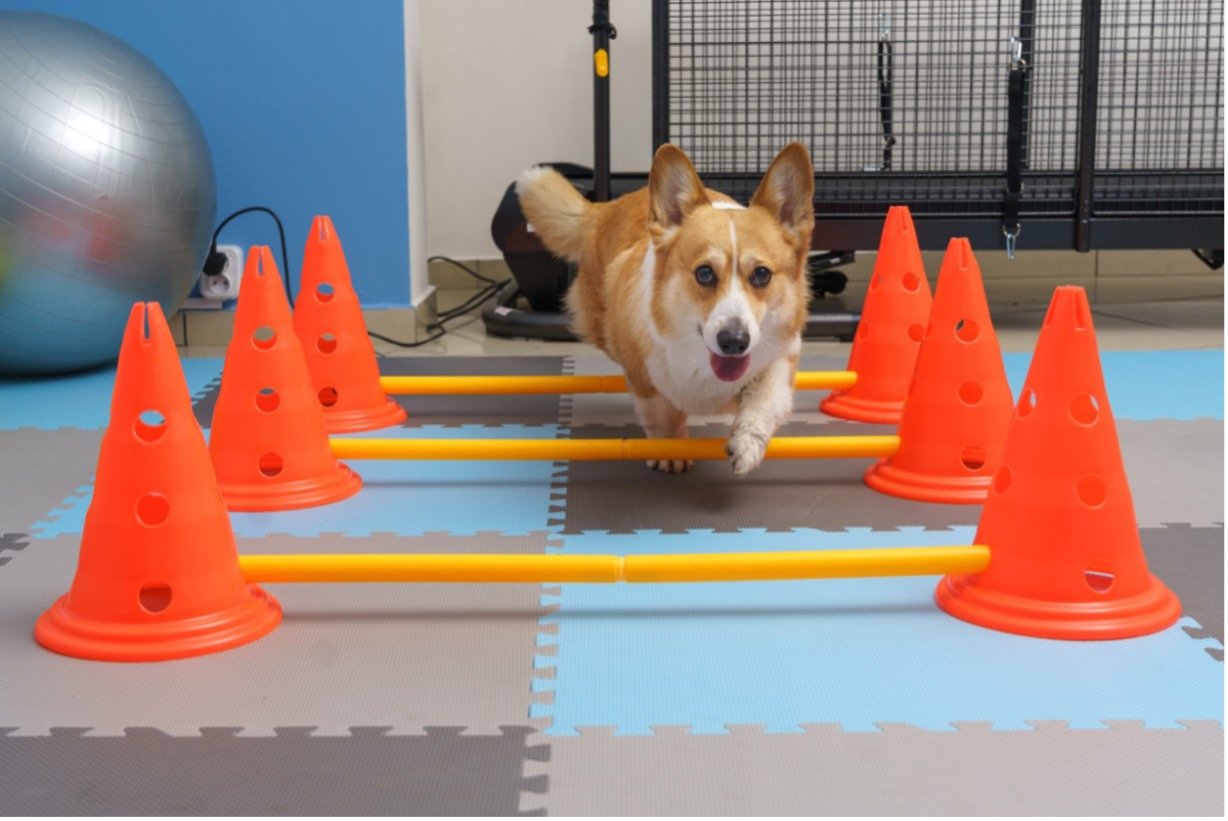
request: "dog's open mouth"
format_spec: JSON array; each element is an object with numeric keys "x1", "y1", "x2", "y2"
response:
[{"x1": 710, "y1": 352, "x2": 751, "y2": 382}]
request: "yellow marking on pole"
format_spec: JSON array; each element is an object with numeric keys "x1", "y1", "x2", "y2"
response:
[
  {"x1": 329, "y1": 435, "x2": 899, "y2": 462},
  {"x1": 377, "y1": 371, "x2": 855, "y2": 396},
  {"x1": 238, "y1": 546, "x2": 990, "y2": 584}
]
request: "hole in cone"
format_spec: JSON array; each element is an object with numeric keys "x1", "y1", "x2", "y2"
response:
[
  {"x1": 1070, "y1": 393, "x2": 1100, "y2": 425},
  {"x1": 1085, "y1": 566, "x2": 1115, "y2": 593},
  {"x1": 138, "y1": 583, "x2": 173, "y2": 613},
  {"x1": 256, "y1": 388, "x2": 280, "y2": 413},
  {"x1": 1018, "y1": 388, "x2": 1037, "y2": 418},
  {"x1": 961, "y1": 446, "x2": 987, "y2": 471},
  {"x1": 319, "y1": 387, "x2": 340, "y2": 408},
  {"x1": 316, "y1": 283, "x2": 336, "y2": 303},
  {"x1": 1078, "y1": 475, "x2": 1107, "y2": 507},
  {"x1": 902, "y1": 272, "x2": 920, "y2": 292},
  {"x1": 134, "y1": 409, "x2": 167, "y2": 443},
  {"x1": 318, "y1": 333, "x2": 338, "y2": 354},
  {"x1": 870, "y1": 276, "x2": 880, "y2": 290},
  {"x1": 994, "y1": 465, "x2": 1012, "y2": 494},
  {"x1": 955, "y1": 318, "x2": 979, "y2": 343},
  {"x1": 857, "y1": 321, "x2": 869, "y2": 340},
  {"x1": 136, "y1": 493, "x2": 170, "y2": 526},
  {"x1": 907, "y1": 323, "x2": 924, "y2": 342},
  {"x1": 959, "y1": 381, "x2": 983, "y2": 405},
  {"x1": 259, "y1": 453, "x2": 285, "y2": 478},
  {"x1": 252, "y1": 326, "x2": 277, "y2": 350}
]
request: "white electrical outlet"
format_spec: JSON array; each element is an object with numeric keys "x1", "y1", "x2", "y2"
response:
[{"x1": 185, "y1": 244, "x2": 244, "y2": 307}]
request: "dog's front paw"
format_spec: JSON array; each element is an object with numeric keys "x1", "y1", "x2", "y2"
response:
[
  {"x1": 725, "y1": 430, "x2": 769, "y2": 476},
  {"x1": 647, "y1": 459, "x2": 694, "y2": 474}
]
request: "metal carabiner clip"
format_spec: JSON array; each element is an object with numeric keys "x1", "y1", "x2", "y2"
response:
[{"x1": 1003, "y1": 224, "x2": 1021, "y2": 260}]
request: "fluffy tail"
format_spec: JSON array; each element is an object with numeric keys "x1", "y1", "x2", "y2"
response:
[{"x1": 516, "y1": 166, "x2": 591, "y2": 263}]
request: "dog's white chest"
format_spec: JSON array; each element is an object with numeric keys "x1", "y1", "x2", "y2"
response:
[{"x1": 646, "y1": 346, "x2": 743, "y2": 414}]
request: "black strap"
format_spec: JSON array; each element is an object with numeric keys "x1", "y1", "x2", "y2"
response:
[
  {"x1": 1003, "y1": 62, "x2": 1026, "y2": 251},
  {"x1": 588, "y1": 10, "x2": 617, "y2": 39},
  {"x1": 877, "y1": 37, "x2": 895, "y2": 171}
]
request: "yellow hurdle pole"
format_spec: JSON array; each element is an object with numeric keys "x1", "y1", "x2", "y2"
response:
[
  {"x1": 238, "y1": 546, "x2": 989, "y2": 584},
  {"x1": 239, "y1": 553, "x2": 623, "y2": 584},
  {"x1": 378, "y1": 370, "x2": 856, "y2": 396},
  {"x1": 330, "y1": 435, "x2": 899, "y2": 462}
]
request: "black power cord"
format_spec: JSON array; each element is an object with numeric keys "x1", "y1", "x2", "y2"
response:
[
  {"x1": 204, "y1": 206, "x2": 292, "y2": 300},
  {"x1": 366, "y1": 256, "x2": 511, "y2": 350},
  {"x1": 202, "y1": 211, "x2": 507, "y2": 351}
]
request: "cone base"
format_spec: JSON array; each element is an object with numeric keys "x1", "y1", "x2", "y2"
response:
[
  {"x1": 323, "y1": 397, "x2": 408, "y2": 434},
  {"x1": 935, "y1": 571, "x2": 1182, "y2": 641},
  {"x1": 220, "y1": 463, "x2": 363, "y2": 512},
  {"x1": 864, "y1": 458, "x2": 991, "y2": 505},
  {"x1": 35, "y1": 585, "x2": 282, "y2": 662},
  {"x1": 820, "y1": 390, "x2": 904, "y2": 425}
]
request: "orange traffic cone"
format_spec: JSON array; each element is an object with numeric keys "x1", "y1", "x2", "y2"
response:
[
  {"x1": 35, "y1": 302, "x2": 281, "y2": 661},
  {"x1": 821, "y1": 205, "x2": 933, "y2": 424},
  {"x1": 935, "y1": 286, "x2": 1181, "y2": 640},
  {"x1": 210, "y1": 246, "x2": 362, "y2": 511},
  {"x1": 864, "y1": 238, "x2": 1013, "y2": 503},
  {"x1": 294, "y1": 215, "x2": 407, "y2": 433}
]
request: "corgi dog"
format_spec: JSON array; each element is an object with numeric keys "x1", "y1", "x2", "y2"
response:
[{"x1": 516, "y1": 142, "x2": 814, "y2": 475}]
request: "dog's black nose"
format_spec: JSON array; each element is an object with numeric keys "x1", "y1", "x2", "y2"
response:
[{"x1": 716, "y1": 326, "x2": 750, "y2": 356}]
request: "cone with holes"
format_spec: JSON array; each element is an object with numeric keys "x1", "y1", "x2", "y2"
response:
[
  {"x1": 35, "y1": 303, "x2": 281, "y2": 661},
  {"x1": 935, "y1": 286, "x2": 1181, "y2": 639},
  {"x1": 864, "y1": 238, "x2": 1014, "y2": 503},
  {"x1": 210, "y1": 246, "x2": 362, "y2": 511},
  {"x1": 294, "y1": 215, "x2": 406, "y2": 432},
  {"x1": 820, "y1": 205, "x2": 933, "y2": 424}
]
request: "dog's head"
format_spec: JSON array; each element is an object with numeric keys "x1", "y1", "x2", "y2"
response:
[{"x1": 647, "y1": 143, "x2": 814, "y2": 382}]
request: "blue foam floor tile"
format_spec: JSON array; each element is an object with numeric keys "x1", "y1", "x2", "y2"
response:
[
  {"x1": 534, "y1": 529, "x2": 1223, "y2": 735},
  {"x1": 1003, "y1": 349, "x2": 1223, "y2": 421},
  {"x1": 0, "y1": 358, "x2": 224, "y2": 431},
  {"x1": 31, "y1": 425, "x2": 562, "y2": 539}
]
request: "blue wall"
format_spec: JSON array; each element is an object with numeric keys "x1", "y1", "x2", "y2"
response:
[{"x1": 0, "y1": 0, "x2": 412, "y2": 307}]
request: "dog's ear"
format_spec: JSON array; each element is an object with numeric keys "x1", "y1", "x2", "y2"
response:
[
  {"x1": 649, "y1": 144, "x2": 708, "y2": 233},
  {"x1": 751, "y1": 142, "x2": 815, "y2": 247}
]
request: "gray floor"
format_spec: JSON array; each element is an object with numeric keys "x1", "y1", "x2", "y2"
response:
[{"x1": 6, "y1": 278, "x2": 1223, "y2": 816}]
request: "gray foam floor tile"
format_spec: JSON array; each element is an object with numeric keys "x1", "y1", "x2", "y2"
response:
[
  {"x1": 0, "y1": 429, "x2": 101, "y2": 536},
  {"x1": 1118, "y1": 419, "x2": 1224, "y2": 527},
  {"x1": 1, "y1": 534, "x2": 549, "y2": 736},
  {"x1": 531, "y1": 722, "x2": 1224, "y2": 816},
  {"x1": 560, "y1": 422, "x2": 979, "y2": 534},
  {"x1": 1142, "y1": 524, "x2": 1225, "y2": 655},
  {"x1": 0, "y1": 725, "x2": 547, "y2": 816}
]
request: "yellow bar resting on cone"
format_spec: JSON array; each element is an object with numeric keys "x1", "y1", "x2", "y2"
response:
[
  {"x1": 329, "y1": 435, "x2": 900, "y2": 462},
  {"x1": 378, "y1": 371, "x2": 856, "y2": 396},
  {"x1": 238, "y1": 546, "x2": 990, "y2": 584}
]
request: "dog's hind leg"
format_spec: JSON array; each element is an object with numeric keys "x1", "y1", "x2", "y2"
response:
[{"x1": 632, "y1": 392, "x2": 692, "y2": 474}]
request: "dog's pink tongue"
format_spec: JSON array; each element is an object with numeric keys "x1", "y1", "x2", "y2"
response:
[{"x1": 710, "y1": 353, "x2": 751, "y2": 382}]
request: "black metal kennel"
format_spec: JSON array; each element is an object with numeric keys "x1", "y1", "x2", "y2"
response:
[
  {"x1": 487, "y1": 0, "x2": 1224, "y2": 340},
  {"x1": 652, "y1": 0, "x2": 1224, "y2": 254}
]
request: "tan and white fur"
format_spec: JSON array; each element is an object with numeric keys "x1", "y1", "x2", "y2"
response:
[{"x1": 517, "y1": 143, "x2": 814, "y2": 475}]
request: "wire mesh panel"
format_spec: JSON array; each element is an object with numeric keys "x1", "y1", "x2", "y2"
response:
[
  {"x1": 655, "y1": 0, "x2": 1224, "y2": 248},
  {"x1": 1094, "y1": 0, "x2": 1224, "y2": 214}
]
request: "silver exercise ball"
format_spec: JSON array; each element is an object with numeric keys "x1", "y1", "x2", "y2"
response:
[{"x1": 0, "y1": 12, "x2": 216, "y2": 374}]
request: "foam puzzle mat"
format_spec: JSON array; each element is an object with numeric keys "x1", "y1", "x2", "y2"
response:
[{"x1": 0, "y1": 349, "x2": 1223, "y2": 815}]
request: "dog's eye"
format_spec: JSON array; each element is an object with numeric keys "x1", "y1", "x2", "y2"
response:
[
  {"x1": 749, "y1": 266, "x2": 772, "y2": 287},
  {"x1": 694, "y1": 265, "x2": 716, "y2": 286}
]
